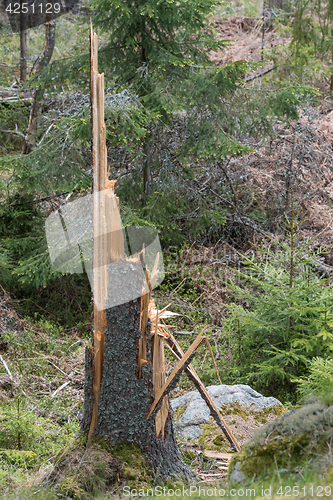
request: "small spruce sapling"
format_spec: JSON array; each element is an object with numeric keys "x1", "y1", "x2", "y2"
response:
[{"x1": 224, "y1": 194, "x2": 333, "y2": 400}]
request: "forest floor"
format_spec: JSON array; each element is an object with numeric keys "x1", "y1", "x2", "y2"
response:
[{"x1": 2, "y1": 2, "x2": 333, "y2": 499}]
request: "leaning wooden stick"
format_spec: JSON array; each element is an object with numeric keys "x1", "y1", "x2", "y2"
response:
[
  {"x1": 147, "y1": 328, "x2": 207, "y2": 419},
  {"x1": 166, "y1": 334, "x2": 241, "y2": 452}
]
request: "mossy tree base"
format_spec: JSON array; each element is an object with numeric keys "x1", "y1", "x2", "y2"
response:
[
  {"x1": 81, "y1": 290, "x2": 194, "y2": 481},
  {"x1": 47, "y1": 439, "x2": 152, "y2": 500}
]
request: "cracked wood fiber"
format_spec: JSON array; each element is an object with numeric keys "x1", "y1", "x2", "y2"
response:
[
  {"x1": 147, "y1": 330, "x2": 206, "y2": 419},
  {"x1": 166, "y1": 335, "x2": 241, "y2": 452},
  {"x1": 82, "y1": 27, "x2": 192, "y2": 479}
]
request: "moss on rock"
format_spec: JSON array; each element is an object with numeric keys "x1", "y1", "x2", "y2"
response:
[
  {"x1": 173, "y1": 405, "x2": 187, "y2": 423},
  {"x1": 219, "y1": 401, "x2": 250, "y2": 421},
  {"x1": 253, "y1": 404, "x2": 286, "y2": 425},
  {"x1": 184, "y1": 402, "x2": 285, "y2": 453},
  {"x1": 228, "y1": 398, "x2": 333, "y2": 483}
]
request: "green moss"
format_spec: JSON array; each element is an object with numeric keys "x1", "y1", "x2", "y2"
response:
[
  {"x1": 229, "y1": 432, "x2": 309, "y2": 481},
  {"x1": 229, "y1": 400, "x2": 333, "y2": 483},
  {"x1": 123, "y1": 467, "x2": 138, "y2": 480},
  {"x1": 49, "y1": 438, "x2": 154, "y2": 499},
  {"x1": 49, "y1": 441, "x2": 123, "y2": 500},
  {"x1": 57, "y1": 475, "x2": 88, "y2": 500},
  {"x1": 254, "y1": 404, "x2": 286, "y2": 425},
  {"x1": 219, "y1": 401, "x2": 250, "y2": 421},
  {"x1": 111, "y1": 442, "x2": 148, "y2": 478},
  {"x1": 197, "y1": 418, "x2": 229, "y2": 452},
  {"x1": 198, "y1": 420, "x2": 216, "y2": 449},
  {"x1": 173, "y1": 405, "x2": 186, "y2": 423},
  {"x1": 212, "y1": 435, "x2": 226, "y2": 446}
]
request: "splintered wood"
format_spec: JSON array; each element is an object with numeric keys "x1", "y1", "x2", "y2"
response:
[
  {"x1": 165, "y1": 334, "x2": 241, "y2": 452},
  {"x1": 88, "y1": 27, "x2": 240, "y2": 452},
  {"x1": 88, "y1": 26, "x2": 167, "y2": 442},
  {"x1": 138, "y1": 253, "x2": 169, "y2": 437},
  {"x1": 88, "y1": 26, "x2": 124, "y2": 446},
  {"x1": 152, "y1": 310, "x2": 168, "y2": 438},
  {"x1": 147, "y1": 329, "x2": 207, "y2": 419},
  {"x1": 194, "y1": 451, "x2": 234, "y2": 481},
  {"x1": 138, "y1": 253, "x2": 163, "y2": 377}
]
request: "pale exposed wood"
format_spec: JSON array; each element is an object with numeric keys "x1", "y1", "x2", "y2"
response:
[
  {"x1": 88, "y1": 25, "x2": 109, "y2": 446},
  {"x1": 88, "y1": 25, "x2": 170, "y2": 448},
  {"x1": 138, "y1": 288, "x2": 149, "y2": 377},
  {"x1": 166, "y1": 335, "x2": 241, "y2": 452},
  {"x1": 147, "y1": 328, "x2": 207, "y2": 419},
  {"x1": 204, "y1": 451, "x2": 234, "y2": 460},
  {"x1": 138, "y1": 269, "x2": 152, "y2": 377},
  {"x1": 149, "y1": 303, "x2": 179, "y2": 341},
  {"x1": 153, "y1": 310, "x2": 168, "y2": 438}
]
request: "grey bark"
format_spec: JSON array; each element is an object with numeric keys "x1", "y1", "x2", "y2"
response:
[
  {"x1": 81, "y1": 260, "x2": 193, "y2": 480},
  {"x1": 20, "y1": 7, "x2": 27, "y2": 82},
  {"x1": 22, "y1": 11, "x2": 56, "y2": 154}
]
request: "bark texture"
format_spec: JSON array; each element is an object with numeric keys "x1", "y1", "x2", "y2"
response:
[
  {"x1": 268, "y1": 0, "x2": 289, "y2": 10},
  {"x1": 82, "y1": 261, "x2": 193, "y2": 480},
  {"x1": 22, "y1": 13, "x2": 56, "y2": 154},
  {"x1": 20, "y1": 9, "x2": 27, "y2": 82}
]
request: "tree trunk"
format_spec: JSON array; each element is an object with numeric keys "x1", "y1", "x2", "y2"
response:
[
  {"x1": 20, "y1": 8, "x2": 27, "y2": 83},
  {"x1": 81, "y1": 262, "x2": 193, "y2": 480},
  {"x1": 268, "y1": 0, "x2": 289, "y2": 10},
  {"x1": 143, "y1": 134, "x2": 151, "y2": 198},
  {"x1": 22, "y1": 11, "x2": 56, "y2": 154}
]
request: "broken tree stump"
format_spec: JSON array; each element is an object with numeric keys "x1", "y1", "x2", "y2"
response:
[
  {"x1": 81, "y1": 26, "x2": 193, "y2": 480},
  {"x1": 81, "y1": 260, "x2": 193, "y2": 479}
]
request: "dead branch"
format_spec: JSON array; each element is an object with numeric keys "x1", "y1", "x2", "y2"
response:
[
  {"x1": 0, "y1": 128, "x2": 25, "y2": 139},
  {"x1": 244, "y1": 62, "x2": 275, "y2": 82}
]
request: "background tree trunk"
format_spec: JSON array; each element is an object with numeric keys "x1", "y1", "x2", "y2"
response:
[
  {"x1": 81, "y1": 262, "x2": 193, "y2": 480},
  {"x1": 22, "y1": 11, "x2": 56, "y2": 154},
  {"x1": 20, "y1": 7, "x2": 27, "y2": 83},
  {"x1": 143, "y1": 133, "x2": 151, "y2": 198},
  {"x1": 268, "y1": 0, "x2": 289, "y2": 10}
]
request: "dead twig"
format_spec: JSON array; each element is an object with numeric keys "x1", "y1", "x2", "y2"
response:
[
  {"x1": 0, "y1": 354, "x2": 13, "y2": 379},
  {"x1": 51, "y1": 380, "x2": 71, "y2": 398}
]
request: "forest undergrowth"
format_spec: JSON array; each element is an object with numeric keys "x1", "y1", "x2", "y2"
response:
[{"x1": 3, "y1": 0, "x2": 333, "y2": 497}]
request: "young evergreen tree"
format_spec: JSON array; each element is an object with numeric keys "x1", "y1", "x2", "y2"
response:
[
  {"x1": 0, "y1": 2, "x2": 316, "y2": 296},
  {"x1": 282, "y1": 0, "x2": 333, "y2": 89},
  {"x1": 89, "y1": 0, "x2": 252, "y2": 195},
  {"x1": 224, "y1": 198, "x2": 333, "y2": 401}
]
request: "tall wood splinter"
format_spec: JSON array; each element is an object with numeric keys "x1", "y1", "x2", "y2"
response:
[
  {"x1": 81, "y1": 27, "x2": 193, "y2": 479},
  {"x1": 83, "y1": 25, "x2": 241, "y2": 458}
]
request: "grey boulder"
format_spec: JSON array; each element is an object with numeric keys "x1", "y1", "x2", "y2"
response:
[{"x1": 171, "y1": 384, "x2": 282, "y2": 441}]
